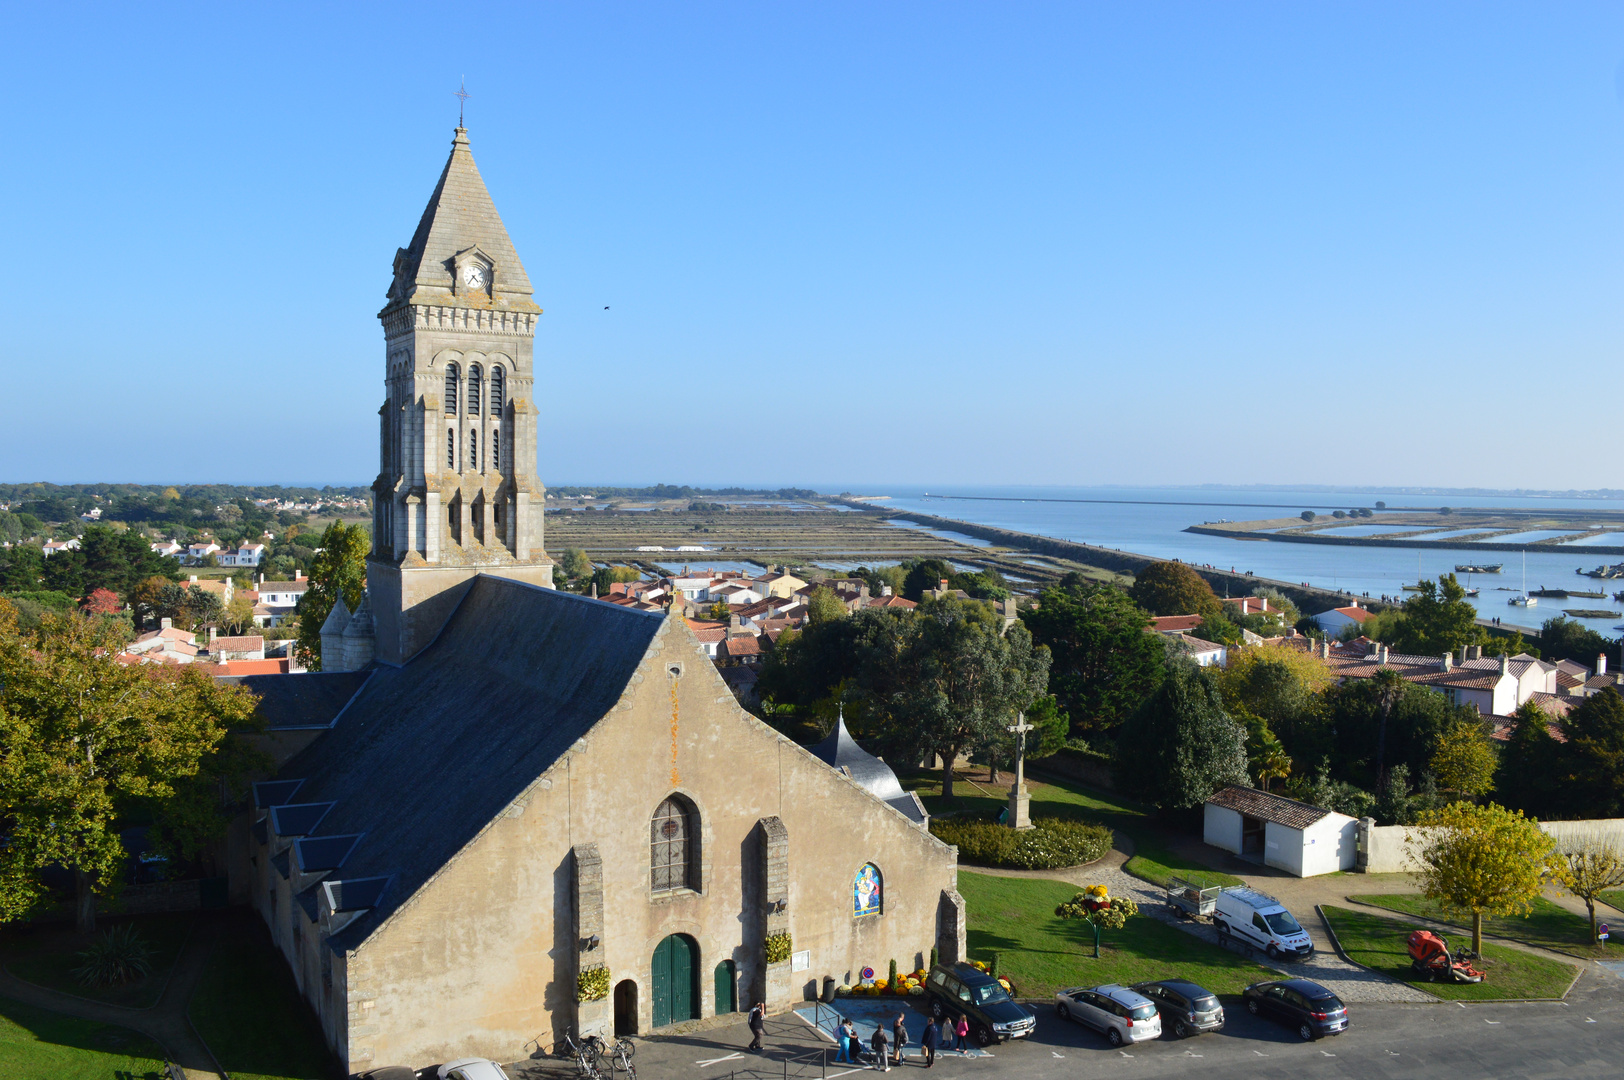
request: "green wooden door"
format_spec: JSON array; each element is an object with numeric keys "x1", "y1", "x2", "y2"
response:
[
  {"x1": 714, "y1": 959, "x2": 736, "y2": 1015},
  {"x1": 652, "y1": 934, "x2": 698, "y2": 1028}
]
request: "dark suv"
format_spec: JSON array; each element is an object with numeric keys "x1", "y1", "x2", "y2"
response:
[
  {"x1": 1130, "y1": 979, "x2": 1225, "y2": 1038},
  {"x1": 923, "y1": 963, "x2": 1037, "y2": 1045},
  {"x1": 1242, "y1": 978, "x2": 1348, "y2": 1041}
]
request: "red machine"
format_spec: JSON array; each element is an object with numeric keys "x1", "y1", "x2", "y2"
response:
[{"x1": 1407, "y1": 930, "x2": 1485, "y2": 984}]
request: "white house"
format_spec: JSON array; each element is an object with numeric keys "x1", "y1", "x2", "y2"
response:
[
  {"x1": 186, "y1": 542, "x2": 222, "y2": 563},
  {"x1": 150, "y1": 540, "x2": 185, "y2": 558},
  {"x1": 1313, "y1": 603, "x2": 1373, "y2": 638},
  {"x1": 1169, "y1": 633, "x2": 1227, "y2": 667},
  {"x1": 256, "y1": 575, "x2": 309, "y2": 626},
  {"x1": 42, "y1": 538, "x2": 81, "y2": 557},
  {"x1": 218, "y1": 543, "x2": 266, "y2": 567},
  {"x1": 1203, "y1": 786, "x2": 1358, "y2": 877}
]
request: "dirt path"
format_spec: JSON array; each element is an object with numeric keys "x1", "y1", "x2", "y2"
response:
[{"x1": 0, "y1": 916, "x2": 224, "y2": 1079}]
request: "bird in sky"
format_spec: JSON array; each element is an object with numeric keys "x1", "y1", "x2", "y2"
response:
[{"x1": 604, "y1": 306, "x2": 610, "y2": 310}]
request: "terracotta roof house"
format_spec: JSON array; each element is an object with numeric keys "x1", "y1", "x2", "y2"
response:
[
  {"x1": 1149, "y1": 615, "x2": 1204, "y2": 634},
  {"x1": 1312, "y1": 604, "x2": 1373, "y2": 637}
]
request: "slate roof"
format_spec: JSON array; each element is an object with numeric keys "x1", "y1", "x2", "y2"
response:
[
  {"x1": 272, "y1": 576, "x2": 664, "y2": 950},
  {"x1": 221, "y1": 670, "x2": 371, "y2": 730},
  {"x1": 388, "y1": 128, "x2": 537, "y2": 310},
  {"x1": 808, "y1": 715, "x2": 927, "y2": 825},
  {"x1": 1206, "y1": 785, "x2": 1334, "y2": 830}
]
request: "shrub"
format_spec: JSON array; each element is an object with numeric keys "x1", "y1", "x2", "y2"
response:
[
  {"x1": 765, "y1": 931, "x2": 793, "y2": 965},
  {"x1": 929, "y1": 817, "x2": 1113, "y2": 870},
  {"x1": 71, "y1": 924, "x2": 154, "y2": 987},
  {"x1": 577, "y1": 964, "x2": 610, "y2": 1002}
]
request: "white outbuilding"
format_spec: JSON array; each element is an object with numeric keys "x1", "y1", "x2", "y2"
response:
[{"x1": 1203, "y1": 786, "x2": 1358, "y2": 877}]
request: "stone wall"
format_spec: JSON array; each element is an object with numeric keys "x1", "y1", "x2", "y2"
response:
[{"x1": 1358, "y1": 817, "x2": 1624, "y2": 874}]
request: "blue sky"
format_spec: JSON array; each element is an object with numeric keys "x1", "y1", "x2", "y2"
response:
[{"x1": 3, "y1": 2, "x2": 1621, "y2": 489}]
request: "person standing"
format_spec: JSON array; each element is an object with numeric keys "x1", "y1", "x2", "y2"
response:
[
  {"x1": 870, "y1": 1022, "x2": 890, "y2": 1071},
  {"x1": 834, "y1": 1017, "x2": 854, "y2": 1063},
  {"x1": 892, "y1": 1013, "x2": 908, "y2": 1066},
  {"x1": 748, "y1": 1002, "x2": 766, "y2": 1052},
  {"x1": 920, "y1": 1017, "x2": 939, "y2": 1068},
  {"x1": 952, "y1": 1014, "x2": 970, "y2": 1054}
]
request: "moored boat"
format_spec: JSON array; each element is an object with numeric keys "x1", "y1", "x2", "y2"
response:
[{"x1": 1456, "y1": 563, "x2": 1503, "y2": 574}]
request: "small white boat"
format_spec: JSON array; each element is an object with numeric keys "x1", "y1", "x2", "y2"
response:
[{"x1": 1509, "y1": 552, "x2": 1536, "y2": 606}]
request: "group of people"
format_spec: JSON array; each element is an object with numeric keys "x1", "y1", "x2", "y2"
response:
[{"x1": 831, "y1": 1011, "x2": 972, "y2": 1069}]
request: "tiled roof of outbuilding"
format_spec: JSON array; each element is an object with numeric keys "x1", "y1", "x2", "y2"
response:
[{"x1": 1206, "y1": 785, "x2": 1332, "y2": 829}]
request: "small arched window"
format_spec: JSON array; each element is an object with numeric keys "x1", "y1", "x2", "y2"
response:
[
  {"x1": 651, "y1": 795, "x2": 697, "y2": 892},
  {"x1": 444, "y1": 364, "x2": 459, "y2": 414},
  {"x1": 854, "y1": 863, "x2": 882, "y2": 918},
  {"x1": 446, "y1": 428, "x2": 456, "y2": 469},
  {"x1": 469, "y1": 429, "x2": 479, "y2": 472},
  {"x1": 490, "y1": 366, "x2": 504, "y2": 415},
  {"x1": 492, "y1": 429, "x2": 501, "y2": 472},
  {"x1": 467, "y1": 364, "x2": 482, "y2": 415}
]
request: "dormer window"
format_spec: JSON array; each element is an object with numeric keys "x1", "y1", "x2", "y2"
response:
[{"x1": 452, "y1": 246, "x2": 494, "y2": 298}]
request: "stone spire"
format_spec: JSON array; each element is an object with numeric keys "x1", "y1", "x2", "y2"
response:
[
  {"x1": 320, "y1": 593, "x2": 352, "y2": 671},
  {"x1": 385, "y1": 128, "x2": 539, "y2": 313}
]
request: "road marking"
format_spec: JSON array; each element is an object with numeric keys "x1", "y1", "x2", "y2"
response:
[
  {"x1": 1319, "y1": 1050, "x2": 1336, "y2": 1057},
  {"x1": 1181, "y1": 1050, "x2": 1203, "y2": 1057},
  {"x1": 1484, "y1": 1019, "x2": 1501, "y2": 1025},
  {"x1": 695, "y1": 1053, "x2": 744, "y2": 1066},
  {"x1": 1457, "y1": 1002, "x2": 1467, "y2": 1009},
  {"x1": 1050, "y1": 1052, "x2": 1065, "y2": 1058},
  {"x1": 1118, "y1": 1051, "x2": 1134, "y2": 1058},
  {"x1": 1386, "y1": 1050, "x2": 1400, "y2": 1056},
  {"x1": 825, "y1": 1069, "x2": 868, "y2": 1079},
  {"x1": 1252, "y1": 1050, "x2": 1269, "y2": 1057},
  {"x1": 1587, "y1": 1017, "x2": 1598, "y2": 1023}
]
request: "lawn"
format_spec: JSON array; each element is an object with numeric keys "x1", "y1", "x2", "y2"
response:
[
  {"x1": 188, "y1": 916, "x2": 334, "y2": 1080},
  {"x1": 1320, "y1": 905, "x2": 1576, "y2": 1000},
  {"x1": 958, "y1": 871, "x2": 1280, "y2": 1000},
  {"x1": 909, "y1": 770, "x2": 1243, "y2": 888},
  {"x1": 0, "y1": 995, "x2": 169, "y2": 1079},
  {"x1": 1352, "y1": 893, "x2": 1604, "y2": 959},
  {"x1": 1, "y1": 913, "x2": 194, "y2": 1009},
  {"x1": 1599, "y1": 890, "x2": 1624, "y2": 917}
]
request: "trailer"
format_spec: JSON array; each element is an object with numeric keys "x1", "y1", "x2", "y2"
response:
[{"x1": 1165, "y1": 877, "x2": 1223, "y2": 920}]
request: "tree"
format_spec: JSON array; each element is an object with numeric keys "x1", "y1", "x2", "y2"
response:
[
  {"x1": 1300, "y1": 511, "x2": 1316, "y2": 522},
  {"x1": 128, "y1": 575, "x2": 172, "y2": 630},
  {"x1": 0, "y1": 602, "x2": 261, "y2": 930},
  {"x1": 806, "y1": 586, "x2": 847, "y2": 625},
  {"x1": 1021, "y1": 582, "x2": 1165, "y2": 741},
  {"x1": 1191, "y1": 610, "x2": 1242, "y2": 646},
  {"x1": 1219, "y1": 645, "x2": 1332, "y2": 772},
  {"x1": 902, "y1": 559, "x2": 956, "y2": 602},
  {"x1": 1396, "y1": 575, "x2": 1481, "y2": 655},
  {"x1": 894, "y1": 599, "x2": 1051, "y2": 799},
  {"x1": 1554, "y1": 688, "x2": 1624, "y2": 818},
  {"x1": 1023, "y1": 694, "x2": 1069, "y2": 760},
  {"x1": 1323, "y1": 669, "x2": 1465, "y2": 790},
  {"x1": 80, "y1": 588, "x2": 121, "y2": 616},
  {"x1": 705, "y1": 600, "x2": 730, "y2": 623},
  {"x1": 559, "y1": 547, "x2": 592, "y2": 581},
  {"x1": 293, "y1": 521, "x2": 369, "y2": 670},
  {"x1": 1128, "y1": 562, "x2": 1222, "y2": 620},
  {"x1": 1407, "y1": 802, "x2": 1558, "y2": 954},
  {"x1": 1113, "y1": 662, "x2": 1249, "y2": 810},
  {"x1": 221, "y1": 594, "x2": 258, "y2": 634},
  {"x1": 181, "y1": 586, "x2": 223, "y2": 630},
  {"x1": 1495, "y1": 701, "x2": 1560, "y2": 817},
  {"x1": 1540, "y1": 616, "x2": 1617, "y2": 671},
  {"x1": 0, "y1": 545, "x2": 45, "y2": 591},
  {"x1": 1429, "y1": 715, "x2": 1496, "y2": 798},
  {"x1": 1556, "y1": 835, "x2": 1624, "y2": 948},
  {"x1": 588, "y1": 565, "x2": 640, "y2": 597},
  {"x1": 76, "y1": 525, "x2": 180, "y2": 597}
]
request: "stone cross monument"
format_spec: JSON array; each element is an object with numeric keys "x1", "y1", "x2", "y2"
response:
[{"x1": 1006, "y1": 713, "x2": 1034, "y2": 830}]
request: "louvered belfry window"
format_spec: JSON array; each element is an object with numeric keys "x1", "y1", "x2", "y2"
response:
[
  {"x1": 492, "y1": 430, "x2": 501, "y2": 472},
  {"x1": 490, "y1": 366, "x2": 504, "y2": 415},
  {"x1": 446, "y1": 428, "x2": 455, "y2": 469},
  {"x1": 469, "y1": 430, "x2": 479, "y2": 472},
  {"x1": 467, "y1": 365, "x2": 482, "y2": 415},
  {"x1": 444, "y1": 364, "x2": 459, "y2": 414},
  {"x1": 651, "y1": 796, "x2": 695, "y2": 892}
]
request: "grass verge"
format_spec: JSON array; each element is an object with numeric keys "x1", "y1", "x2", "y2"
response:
[
  {"x1": 1599, "y1": 889, "x2": 1624, "y2": 916},
  {"x1": 1, "y1": 913, "x2": 194, "y2": 1009},
  {"x1": 188, "y1": 916, "x2": 332, "y2": 1080},
  {"x1": 909, "y1": 770, "x2": 1244, "y2": 888},
  {"x1": 1352, "y1": 893, "x2": 1604, "y2": 960},
  {"x1": 1320, "y1": 905, "x2": 1576, "y2": 1000},
  {"x1": 959, "y1": 871, "x2": 1279, "y2": 1000},
  {"x1": 0, "y1": 995, "x2": 168, "y2": 1079}
]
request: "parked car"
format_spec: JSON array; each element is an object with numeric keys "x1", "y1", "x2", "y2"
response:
[
  {"x1": 923, "y1": 962, "x2": 1038, "y2": 1044},
  {"x1": 1129, "y1": 979, "x2": 1224, "y2": 1038},
  {"x1": 1213, "y1": 887, "x2": 1314, "y2": 961},
  {"x1": 1242, "y1": 979, "x2": 1348, "y2": 1041},
  {"x1": 438, "y1": 1060, "x2": 509, "y2": 1080},
  {"x1": 1053, "y1": 984, "x2": 1163, "y2": 1046}
]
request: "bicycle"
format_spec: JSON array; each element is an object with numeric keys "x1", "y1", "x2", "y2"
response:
[
  {"x1": 555, "y1": 1032, "x2": 608, "y2": 1080},
  {"x1": 606, "y1": 1036, "x2": 636, "y2": 1080}
]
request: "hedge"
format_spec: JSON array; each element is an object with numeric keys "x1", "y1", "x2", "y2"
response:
[{"x1": 930, "y1": 817, "x2": 1113, "y2": 870}]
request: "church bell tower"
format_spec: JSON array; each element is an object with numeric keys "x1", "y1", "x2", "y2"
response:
[{"x1": 367, "y1": 126, "x2": 554, "y2": 665}]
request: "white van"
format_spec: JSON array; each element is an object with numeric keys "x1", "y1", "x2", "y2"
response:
[{"x1": 1213, "y1": 888, "x2": 1314, "y2": 961}]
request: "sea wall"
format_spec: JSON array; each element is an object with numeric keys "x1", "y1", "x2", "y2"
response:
[{"x1": 1186, "y1": 524, "x2": 1624, "y2": 558}]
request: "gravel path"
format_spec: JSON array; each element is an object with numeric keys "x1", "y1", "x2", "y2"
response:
[{"x1": 963, "y1": 838, "x2": 1437, "y2": 1004}]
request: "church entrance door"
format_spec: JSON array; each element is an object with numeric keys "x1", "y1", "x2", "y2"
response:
[
  {"x1": 714, "y1": 959, "x2": 737, "y2": 1015},
  {"x1": 614, "y1": 979, "x2": 639, "y2": 1036},
  {"x1": 651, "y1": 934, "x2": 699, "y2": 1028}
]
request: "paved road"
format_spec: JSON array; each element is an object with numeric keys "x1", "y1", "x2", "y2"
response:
[{"x1": 531, "y1": 966, "x2": 1624, "y2": 1080}]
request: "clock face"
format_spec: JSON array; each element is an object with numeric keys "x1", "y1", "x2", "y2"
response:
[{"x1": 463, "y1": 264, "x2": 486, "y2": 288}]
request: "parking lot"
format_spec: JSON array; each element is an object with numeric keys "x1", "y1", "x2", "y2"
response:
[{"x1": 514, "y1": 964, "x2": 1624, "y2": 1080}]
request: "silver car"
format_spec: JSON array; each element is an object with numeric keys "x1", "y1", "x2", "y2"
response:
[{"x1": 1054, "y1": 984, "x2": 1163, "y2": 1046}]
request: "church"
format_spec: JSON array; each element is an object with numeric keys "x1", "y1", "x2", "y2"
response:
[{"x1": 229, "y1": 125, "x2": 964, "y2": 1073}]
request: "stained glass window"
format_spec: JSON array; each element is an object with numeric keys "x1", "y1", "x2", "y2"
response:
[
  {"x1": 854, "y1": 863, "x2": 882, "y2": 917},
  {"x1": 652, "y1": 796, "x2": 696, "y2": 892}
]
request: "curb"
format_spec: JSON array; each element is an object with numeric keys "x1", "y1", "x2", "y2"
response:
[
  {"x1": 1345, "y1": 896, "x2": 1594, "y2": 967},
  {"x1": 1314, "y1": 903, "x2": 1442, "y2": 1004}
]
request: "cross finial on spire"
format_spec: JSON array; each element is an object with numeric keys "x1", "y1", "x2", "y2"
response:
[{"x1": 455, "y1": 77, "x2": 470, "y2": 128}]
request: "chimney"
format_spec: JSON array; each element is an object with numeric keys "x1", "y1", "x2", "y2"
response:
[
  {"x1": 1319, "y1": 640, "x2": 1330, "y2": 659},
  {"x1": 1469, "y1": 645, "x2": 1482, "y2": 661},
  {"x1": 939, "y1": 578, "x2": 950, "y2": 592},
  {"x1": 189, "y1": 575, "x2": 198, "y2": 583},
  {"x1": 1379, "y1": 645, "x2": 1390, "y2": 664},
  {"x1": 1599, "y1": 653, "x2": 1608, "y2": 677},
  {"x1": 1441, "y1": 653, "x2": 1453, "y2": 672},
  {"x1": 1500, "y1": 654, "x2": 1510, "y2": 675},
  {"x1": 160, "y1": 617, "x2": 172, "y2": 630},
  {"x1": 588, "y1": 581, "x2": 598, "y2": 599},
  {"x1": 208, "y1": 627, "x2": 217, "y2": 642},
  {"x1": 295, "y1": 571, "x2": 306, "y2": 581},
  {"x1": 881, "y1": 584, "x2": 893, "y2": 597},
  {"x1": 730, "y1": 614, "x2": 742, "y2": 630}
]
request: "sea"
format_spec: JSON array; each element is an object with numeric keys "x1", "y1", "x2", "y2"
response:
[{"x1": 865, "y1": 485, "x2": 1624, "y2": 642}]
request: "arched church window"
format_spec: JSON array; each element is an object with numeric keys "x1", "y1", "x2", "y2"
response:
[
  {"x1": 469, "y1": 430, "x2": 479, "y2": 472},
  {"x1": 853, "y1": 863, "x2": 882, "y2": 918},
  {"x1": 444, "y1": 364, "x2": 459, "y2": 414},
  {"x1": 467, "y1": 365, "x2": 482, "y2": 415},
  {"x1": 490, "y1": 366, "x2": 504, "y2": 415},
  {"x1": 651, "y1": 795, "x2": 697, "y2": 892},
  {"x1": 447, "y1": 428, "x2": 455, "y2": 470},
  {"x1": 492, "y1": 430, "x2": 501, "y2": 472}
]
